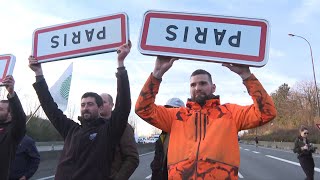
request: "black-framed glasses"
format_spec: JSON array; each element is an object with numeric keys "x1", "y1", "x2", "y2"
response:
[{"x1": 304, "y1": 132, "x2": 309, "y2": 135}]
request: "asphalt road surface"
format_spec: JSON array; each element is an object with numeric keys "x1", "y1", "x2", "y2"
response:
[{"x1": 32, "y1": 143, "x2": 320, "y2": 180}]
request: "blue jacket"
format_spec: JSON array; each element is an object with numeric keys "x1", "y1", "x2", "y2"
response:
[{"x1": 9, "y1": 135, "x2": 40, "y2": 180}]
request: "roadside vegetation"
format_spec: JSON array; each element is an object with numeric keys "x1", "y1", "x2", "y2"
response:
[{"x1": 242, "y1": 81, "x2": 320, "y2": 144}]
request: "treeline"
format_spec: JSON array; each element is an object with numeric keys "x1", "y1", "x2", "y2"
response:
[
  {"x1": 243, "y1": 81, "x2": 320, "y2": 144},
  {"x1": 26, "y1": 115, "x2": 138, "y2": 142},
  {"x1": 26, "y1": 116, "x2": 63, "y2": 141}
]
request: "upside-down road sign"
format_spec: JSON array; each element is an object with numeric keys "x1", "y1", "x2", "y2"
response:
[
  {"x1": 138, "y1": 10, "x2": 270, "y2": 67},
  {"x1": 0, "y1": 54, "x2": 15, "y2": 85},
  {"x1": 32, "y1": 13, "x2": 129, "y2": 63}
]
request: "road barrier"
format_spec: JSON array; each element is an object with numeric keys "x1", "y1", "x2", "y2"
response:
[{"x1": 241, "y1": 140, "x2": 320, "y2": 154}]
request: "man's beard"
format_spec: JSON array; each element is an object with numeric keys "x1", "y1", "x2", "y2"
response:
[
  {"x1": 193, "y1": 94, "x2": 210, "y2": 107},
  {"x1": 0, "y1": 116, "x2": 8, "y2": 123},
  {"x1": 81, "y1": 110, "x2": 97, "y2": 121}
]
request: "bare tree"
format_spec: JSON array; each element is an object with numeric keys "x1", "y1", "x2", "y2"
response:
[{"x1": 128, "y1": 115, "x2": 138, "y2": 134}]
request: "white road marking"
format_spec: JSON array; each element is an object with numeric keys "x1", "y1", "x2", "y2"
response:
[
  {"x1": 145, "y1": 174, "x2": 152, "y2": 179},
  {"x1": 266, "y1": 155, "x2": 320, "y2": 172},
  {"x1": 139, "y1": 151, "x2": 155, "y2": 157},
  {"x1": 238, "y1": 172, "x2": 244, "y2": 178},
  {"x1": 36, "y1": 175, "x2": 55, "y2": 180},
  {"x1": 252, "y1": 151, "x2": 260, "y2": 154},
  {"x1": 244, "y1": 149, "x2": 250, "y2": 151}
]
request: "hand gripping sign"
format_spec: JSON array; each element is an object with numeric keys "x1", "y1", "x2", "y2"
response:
[
  {"x1": 138, "y1": 10, "x2": 270, "y2": 67},
  {"x1": 0, "y1": 54, "x2": 16, "y2": 86},
  {"x1": 32, "y1": 13, "x2": 129, "y2": 63}
]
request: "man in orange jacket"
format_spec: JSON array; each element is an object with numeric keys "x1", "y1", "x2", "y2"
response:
[{"x1": 135, "y1": 56, "x2": 277, "y2": 180}]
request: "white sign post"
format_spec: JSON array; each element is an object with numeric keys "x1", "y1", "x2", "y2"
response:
[
  {"x1": 138, "y1": 11, "x2": 270, "y2": 67},
  {"x1": 32, "y1": 13, "x2": 129, "y2": 63},
  {"x1": 0, "y1": 54, "x2": 16, "y2": 85}
]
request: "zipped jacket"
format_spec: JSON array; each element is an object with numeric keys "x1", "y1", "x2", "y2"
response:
[
  {"x1": 135, "y1": 74, "x2": 277, "y2": 180},
  {"x1": 293, "y1": 136, "x2": 316, "y2": 158},
  {"x1": 33, "y1": 67, "x2": 131, "y2": 180},
  {"x1": 110, "y1": 123, "x2": 139, "y2": 180}
]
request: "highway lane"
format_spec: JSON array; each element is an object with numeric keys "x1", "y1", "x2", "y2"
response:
[
  {"x1": 32, "y1": 143, "x2": 320, "y2": 179},
  {"x1": 239, "y1": 144, "x2": 320, "y2": 180},
  {"x1": 130, "y1": 152, "x2": 154, "y2": 180}
]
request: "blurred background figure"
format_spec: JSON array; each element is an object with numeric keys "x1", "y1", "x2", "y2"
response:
[
  {"x1": 150, "y1": 97, "x2": 185, "y2": 180},
  {"x1": 100, "y1": 93, "x2": 139, "y2": 180},
  {"x1": 9, "y1": 135, "x2": 40, "y2": 180}
]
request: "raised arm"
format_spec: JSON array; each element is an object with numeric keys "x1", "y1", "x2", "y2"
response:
[
  {"x1": 2, "y1": 75, "x2": 26, "y2": 143},
  {"x1": 135, "y1": 56, "x2": 179, "y2": 132},
  {"x1": 222, "y1": 63, "x2": 277, "y2": 130},
  {"x1": 28, "y1": 56, "x2": 76, "y2": 138},
  {"x1": 109, "y1": 42, "x2": 132, "y2": 141}
]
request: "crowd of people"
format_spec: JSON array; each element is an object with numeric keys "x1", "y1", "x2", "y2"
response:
[{"x1": 0, "y1": 39, "x2": 316, "y2": 180}]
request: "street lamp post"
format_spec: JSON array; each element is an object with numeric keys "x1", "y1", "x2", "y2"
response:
[{"x1": 289, "y1": 33, "x2": 320, "y2": 116}]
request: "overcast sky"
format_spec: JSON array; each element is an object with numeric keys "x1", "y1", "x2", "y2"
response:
[{"x1": 1, "y1": 0, "x2": 320, "y2": 136}]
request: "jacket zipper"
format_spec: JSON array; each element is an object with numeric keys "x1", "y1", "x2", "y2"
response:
[
  {"x1": 203, "y1": 115, "x2": 207, "y2": 140},
  {"x1": 195, "y1": 113, "x2": 198, "y2": 142},
  {"x1": 194, "y1": 111, "x2": 202, "y2": 179}
]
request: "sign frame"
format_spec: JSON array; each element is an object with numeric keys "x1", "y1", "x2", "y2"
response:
[
  {"x1": 32, "y1": 13, "x2": 129, "y2": 63},
  {"x1": 138, "y1": 10, "x2": 270, "y2": 67},
  {"x1": 0, "y1": 54, "x2": 16, "y2": 85}
]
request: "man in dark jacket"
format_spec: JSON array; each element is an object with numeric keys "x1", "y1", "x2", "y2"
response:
[
  {"x1": 28, "y1": 42, "x2": 131, "y2": 180},
  {"x1": 9, "y1": 135, "x2": 40, "y2": 180},
  {"x1": 100, "y1": 93, "x2": 139, "y2": 180},
  {"x1": 0, "y1": 75, "x2": 26, "y2": 180}
]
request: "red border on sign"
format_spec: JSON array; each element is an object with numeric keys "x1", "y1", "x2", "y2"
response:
[
  {"x1": 33, "y1": 14, "x2": 127, "y2": 60},
  {"x1": 140, "y1": 12, "x2": 267, "y2": 62},
  {"x1": 0, "y1": 56, "x2": 11, "y2": 81}
]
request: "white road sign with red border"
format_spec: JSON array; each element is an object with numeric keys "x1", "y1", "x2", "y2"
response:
[
  {"x1": 138, "y1": 11, "x2": 270, "y2": 67},
  {"x1": 0, "y1": 54, "x2": 16, "y2": 84},
  {"x1": 32, "y1": 13, "x2": 129, "y2": 63}
]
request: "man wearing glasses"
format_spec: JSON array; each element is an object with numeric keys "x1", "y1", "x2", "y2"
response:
[{"x1": 294, "y1": 126, "x2": 317, "y2": 180}]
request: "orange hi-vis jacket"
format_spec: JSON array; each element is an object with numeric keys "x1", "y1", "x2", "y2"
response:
[{"x1": 135, "y1": 74, "x2": 277, "y2": 180}]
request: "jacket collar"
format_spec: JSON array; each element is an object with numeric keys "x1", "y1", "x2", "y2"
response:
[
  {"x1": 186, "y1": 94, "x2": 220, "y2": 110},
  {"x1": 78, "y1": 116, "x2": 105, "y2": 127}
]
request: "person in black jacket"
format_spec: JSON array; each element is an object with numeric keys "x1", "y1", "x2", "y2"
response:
[
  {"x1": 0, "y1": 75, "x2": 26, "y2": 180},
  {"x1": 9, "y1": 135, "x2": 40, "y2": 180},
  {"x1": 293, "y1": 126, "x2": 317, "y2": 180},
  {"x1": 150, "y1": 98, "x2": 185, "y2": 180},
  {"x1": 28, "y1": 42, "x2": 131, "y2": 180}
]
